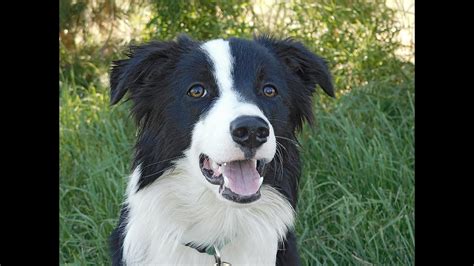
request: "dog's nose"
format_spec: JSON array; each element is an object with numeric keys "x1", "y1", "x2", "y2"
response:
[{"x1": 230, "y1": 116, "x2": 269, "y2": 149}]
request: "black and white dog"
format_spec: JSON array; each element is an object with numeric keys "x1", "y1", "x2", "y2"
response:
[{"x1": 109, "y1": 34, "x2": 334, "y2": 265}]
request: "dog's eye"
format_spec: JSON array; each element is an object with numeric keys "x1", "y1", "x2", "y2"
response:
[
  {"x1": 262, "y1": 85, "x2": 278, "y2": 97},
  {"x1": 187, "y1": 85, "x2": 207, "y2": 98}
]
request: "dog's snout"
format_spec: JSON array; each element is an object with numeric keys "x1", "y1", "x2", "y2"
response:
[{"x1": 230, "y1": 116, "x2": 269, "y2": 149}]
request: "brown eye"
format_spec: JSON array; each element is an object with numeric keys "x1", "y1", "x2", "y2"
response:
[
  {"x1": 262, "y1": 85, "x2": 277, "y2": 97},
  {"x1": 187, "y1": 85, "x2": 207, "y2": 98}
]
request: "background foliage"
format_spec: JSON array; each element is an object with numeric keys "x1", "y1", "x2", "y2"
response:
[{"x1": 60, "y1": 0, "x2": 414, "y2": 264}]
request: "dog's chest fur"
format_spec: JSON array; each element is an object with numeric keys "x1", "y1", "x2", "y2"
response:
[{"x1": 122, "y1": 165, "x2": 294, "y2": 265}]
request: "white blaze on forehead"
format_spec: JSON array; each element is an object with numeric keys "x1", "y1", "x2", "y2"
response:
[{"x1": 200, "y1": 39, "x2": 234, "y2": 96}]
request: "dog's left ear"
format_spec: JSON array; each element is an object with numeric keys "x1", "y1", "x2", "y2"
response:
[
  {"x1": 255, "y1": 36, "x2": 335, "y2": 98},
  {"x1": 109, "y1": 34, "x2": 194, "y2": 105}
]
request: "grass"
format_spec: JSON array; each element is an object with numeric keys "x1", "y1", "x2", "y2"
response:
[
  {"x1": 296, "y1": 77, "x2": 414, "y2": 265},
  {"x1": 60, "y1": 71, "x2": 134, "y2": 264},
  {"x1": 60, "y1": 57, "x2": 414, "y2": 264}
]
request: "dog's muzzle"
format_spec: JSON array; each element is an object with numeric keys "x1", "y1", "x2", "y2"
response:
[{"x1": 199, "y1": 154, "x2": 267, "y2": 203}]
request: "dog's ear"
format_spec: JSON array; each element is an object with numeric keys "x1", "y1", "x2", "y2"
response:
[
  {"x1": 255, "y1": 35, "x2": 335, "y2": 131},
  {"x1": 255, "y1": 35, "x2": 334, "y2": 98},
  {"x1": 109, "y1": 34, "x2": 194, "y2": 105}
]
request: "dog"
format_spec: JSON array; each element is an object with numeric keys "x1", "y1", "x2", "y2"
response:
[{"x1": 109, "y1": 34, "x2": 334, "y2": 265}]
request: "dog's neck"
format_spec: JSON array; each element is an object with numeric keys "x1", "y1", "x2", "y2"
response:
[{"x1": 121, "y1": 164, "x2": 295, "y2": 265}]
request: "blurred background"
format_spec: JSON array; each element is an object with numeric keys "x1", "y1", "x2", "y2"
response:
[{"x1": 60, "y1": 0, "x2": 414, "y2": 264}]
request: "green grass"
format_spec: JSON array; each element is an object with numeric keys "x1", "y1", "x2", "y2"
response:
[
  {"x1": 296, "y1": 77, "x2": 414, "y2": 265},
  {"x1": 60, "y1": 72, "x2": 134, "y2": 264},
  {"x1": 60, "y1": 60, "x2": 414, "y2": 264}
]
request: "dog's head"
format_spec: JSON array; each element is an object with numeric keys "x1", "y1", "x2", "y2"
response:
[{"x1": 110, "y1": 35, "x2": 333, "y2": 204}]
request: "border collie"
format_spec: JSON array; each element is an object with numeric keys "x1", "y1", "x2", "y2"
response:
[{"x1": 109, "y1": 34, "x2": 334, "y2": 265}]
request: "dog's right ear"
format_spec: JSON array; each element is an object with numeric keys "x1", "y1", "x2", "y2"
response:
[{"x1": 109, "y1": 35, "x2": 194, "y2": 105}]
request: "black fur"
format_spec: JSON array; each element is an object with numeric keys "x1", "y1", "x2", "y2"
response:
[
  {"x1": 109, "y1": 34, "x2": 333, "y2": 265},
  {"x1": 109, "y1": 205, "x2": 128, "y2": 266},
  {"x1": 110, "y1": 35, "x2": 219, "y2": 190},
  {"x1": 254, "y1": 35, "x2": 334, "y2": 131}
]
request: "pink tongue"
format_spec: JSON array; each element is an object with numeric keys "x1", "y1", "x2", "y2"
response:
[{"x1": 222, "y1": 160, "x2": 261, "y2": 196}]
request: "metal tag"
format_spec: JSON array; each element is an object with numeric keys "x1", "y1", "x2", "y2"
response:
[
  {"x1": 212, "y1": 245, "x2": 231, "y2": 266},
  {"x1": 214, "y1": 262, "x2": 231, "y2": 266}
]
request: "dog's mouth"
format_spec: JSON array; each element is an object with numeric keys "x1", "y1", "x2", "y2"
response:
[{"x1": 199, "y1": 153, "x2": 266, "y2": 203}]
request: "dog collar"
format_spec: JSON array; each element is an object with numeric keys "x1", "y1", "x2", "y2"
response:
[
  {"x1": 184, "y1": 242, "x2": 214, "y2": 254},
  {"x1": 184, "y1": 242, "x2": 231, "y2": 265}
]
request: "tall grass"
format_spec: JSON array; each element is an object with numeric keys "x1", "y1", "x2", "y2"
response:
[
  {"x1": 296, "y1": 75, "x2": 414, "y2": 265},
  {"x1": 60, "y1": 71, "x2": 134, "y2": 263}
]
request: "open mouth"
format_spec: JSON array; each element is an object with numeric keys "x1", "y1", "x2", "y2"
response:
[{"x1": 199, "y1": 153, "x2": 266, "y2": 203}]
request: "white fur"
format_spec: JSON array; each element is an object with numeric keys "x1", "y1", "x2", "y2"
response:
[
  {"x1": 121, "y1": 39, "x2": 293, "y2": 265},
  {"x1": 123, "y1": 163, "x2": 294, "y2": 265}
]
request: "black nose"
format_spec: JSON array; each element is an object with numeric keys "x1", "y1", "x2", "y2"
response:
[{"x1": 230, "y1": 116, "x2": 270, "y2": 149}]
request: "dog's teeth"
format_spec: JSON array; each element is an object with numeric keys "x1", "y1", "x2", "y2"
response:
[
  {"x1": 211, "y1": 160, "x2": 218, "y2": 170},
  {"x1": 252, "y1": 159, "x2": 257, "y2": 168},
  {"x1": 223, "y1": 175, "x2": 229, "y2": 186},
  {"x1": 223, "y1": 162, "x2": 227, "y2": 166},
  {"x1": 258, "y1": 176, "x2": 263, "y2": 187}
]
